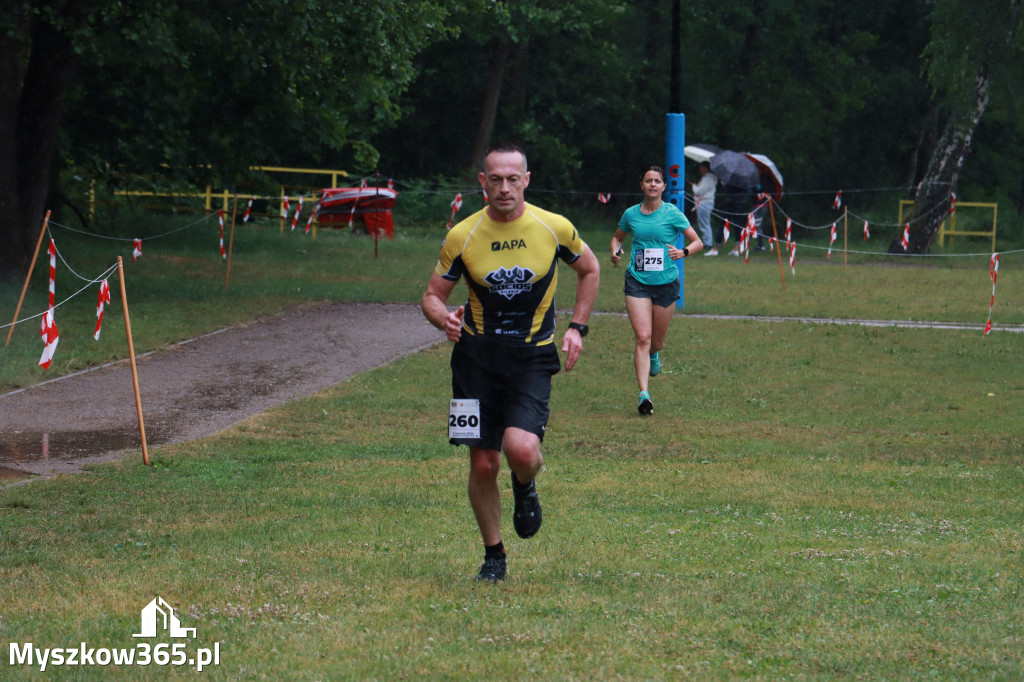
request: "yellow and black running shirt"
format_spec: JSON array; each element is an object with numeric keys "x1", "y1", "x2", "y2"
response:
[{"x1": 435, "y1": 203, "x2": 585, "y2": 346}]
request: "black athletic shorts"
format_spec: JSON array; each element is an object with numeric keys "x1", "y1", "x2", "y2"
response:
[
  {"x1": 623, "y1": 271, "x2": 680, "y2": 308},
  {"x1": 449, "y1": 334, "x2": 562, "y2": 450}
]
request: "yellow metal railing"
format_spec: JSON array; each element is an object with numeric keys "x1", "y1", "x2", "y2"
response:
[
  {"x1": 98, "y1": 165, "x2": 351, "y2": 229},
  {"x1": 112, "y1": 188, "x2": 232, "y2": 212},
  {"x1": 898, "y1": 199, "x2": 997, "y2": 251}
]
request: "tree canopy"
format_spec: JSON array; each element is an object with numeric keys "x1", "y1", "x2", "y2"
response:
[
  {"x1": 2, "y1": 0, "x2": 1023, "y2": 277},
  {"x1": 0, "y1": 0, "x2": 453, "y2": 275}
]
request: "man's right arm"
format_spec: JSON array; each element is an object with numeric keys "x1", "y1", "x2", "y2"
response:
[{"x1": 422, "y1": 272, "x2": 464, "y2": 342}]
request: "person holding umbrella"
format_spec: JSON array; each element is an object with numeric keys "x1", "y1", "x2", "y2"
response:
[
  {"x1": 692, "y1": 161, "x2": 718, "y2": 254},
  {"x1": 610, "y1": 166, "x2": 703, "y2": 415}
]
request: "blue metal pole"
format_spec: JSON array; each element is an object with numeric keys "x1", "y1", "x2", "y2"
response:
[
  {"x1": 666, "y1": 113, "x2": 686, "y2": 306},
  {"x1": 665, "y1": 113, "x2": 686, "y2": 212}
]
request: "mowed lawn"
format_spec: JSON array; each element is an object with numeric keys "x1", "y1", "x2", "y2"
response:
[{"x1": 1, "y1": 216, "x2": 1022, "y2": 679}]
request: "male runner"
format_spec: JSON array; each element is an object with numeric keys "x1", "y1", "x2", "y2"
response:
[{"x1": 422, "y1": 143, "x2": 600, "y2": 582}]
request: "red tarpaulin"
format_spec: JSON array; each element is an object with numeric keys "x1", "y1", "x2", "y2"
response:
[{"x1": 317, "y1": 186, "x2": 398, "y2": 239}]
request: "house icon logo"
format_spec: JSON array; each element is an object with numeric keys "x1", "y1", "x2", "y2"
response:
[{"x1": 133, "y1": 597, "x2": 196, "y2": 639}]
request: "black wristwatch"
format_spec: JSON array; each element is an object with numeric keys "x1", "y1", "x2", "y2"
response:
[
  {"x1": 568, "y1": 322, "x2": 589, "y2": 337},
  {"x1": 683, "y1": 247, "x2": 689, "y2": 257}
]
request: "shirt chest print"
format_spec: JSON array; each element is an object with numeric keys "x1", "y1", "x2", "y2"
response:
[{"x1": 484, "y1": 266, "x2": 536, "y2": 300}]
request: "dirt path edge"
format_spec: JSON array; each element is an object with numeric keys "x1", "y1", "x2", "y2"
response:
[{"x1": 0, "y1": 302, "x2": 444, "y2": 480}]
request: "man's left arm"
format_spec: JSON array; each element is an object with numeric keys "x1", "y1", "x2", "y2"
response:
[{"x1": 562, "y1": 243, "x2": 600, "y2": 371}]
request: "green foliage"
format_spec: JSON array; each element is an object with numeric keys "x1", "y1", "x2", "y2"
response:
[
  {"x1": 373, "y1": 0, "x2": 1022, "y2": 217},
  {"x1": 8, "y1": 0, "x2": 1024, "y2": 246},
  {"x1": 925, "y1": 0, "x2": 1024, "y2": 103},
  {"x1": 685, "y1": 1, "x2": 933, "y2": 189},
  {"x1": 374, "y1": 0, "x2": 641, "y2": 185},
  {"x1": 392, "y1": 176, "x2": 485, "y2": 226},
  {"x1": 6, "y1": 0, "x2": 1024, "y2": 272},
  {"x1": 56, "y1": 0, "x2": 456, "y2": 181}
]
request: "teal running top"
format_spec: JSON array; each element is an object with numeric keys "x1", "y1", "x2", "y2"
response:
[{"x1": 617, "y1": 202, "x2": 691, "y2": 286}]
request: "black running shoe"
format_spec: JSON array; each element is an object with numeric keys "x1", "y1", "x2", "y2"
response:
[
  {"x1": 476, "y1": 555, "x2": 507, "y2": 583},
  {"x1": 511, "y1": 472, "x2": 543, "y2": 539}
]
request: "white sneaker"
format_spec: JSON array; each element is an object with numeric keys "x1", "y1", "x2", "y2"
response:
[
  {"x1": 704, "y1": 247, "x2": 718, "y2": 256},
  {"x1": 729, "y1": 249, "x2": 740, "y2": 256}
]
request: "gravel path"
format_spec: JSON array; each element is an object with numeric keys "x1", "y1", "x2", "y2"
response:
[{"x1": 0, "y1": 302, "x2": 444, "y2": 480}]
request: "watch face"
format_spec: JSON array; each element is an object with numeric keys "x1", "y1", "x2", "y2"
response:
[{"x1": 570, "y1": 323, "x2": 588, "y2": 337}]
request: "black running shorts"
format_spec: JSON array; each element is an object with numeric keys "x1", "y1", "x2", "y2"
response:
[
  {"x1": 623, "y1": 271, "x2": 680, "y2": 308},
  {"x1": 449, "y1": 334, "x2": 562, "y2": 450}
]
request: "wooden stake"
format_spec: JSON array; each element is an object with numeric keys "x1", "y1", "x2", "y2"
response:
[
  {"x1": 225, "y1": 195, "x2": 239, "y2": 291},
  {"x1": 768, "y1": 201, "x2": 786, "y2": 291},
  {"x1": 6, "y1": 211, "x2": 51, "y2": 346},
  {"x1": 117, "y1": 256, "x2": 149, "y2": 466}
]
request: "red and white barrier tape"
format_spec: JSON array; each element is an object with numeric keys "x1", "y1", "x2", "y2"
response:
[
  {"x1": 133, "y1": 238, "x2": 142, "y2": 262},
  {"x1": 744, "y1": 213, "x2": 755, "y2": 264},
  {"x1": 39, "y1": 239, "x2": 60, "y2": 367},
  {"x1": 305, "y1": 200, "x2": 319, "y2": 235},
  {"x1": 218, "y1": 209, "x2": 226, "y2": 260},
  {"x1": 94, "y1": 279, "x2": 110, "y2": 341},
  {"x1": 446, "y1": 193, "x2": 463, "y2": 229},
  {"x1": 47, "y1": 239, "x2": 56, "y2": 310},
  {"x1": 827, "y1": 223, "x2": 837, "y2": 260},
  {"x1": 39, "y1": 309, "x2": 59, "y2": 369},
  {"x1": 984, "y1": 253, "x2": 1000, "y2": 335},
  {"x1": 291, "y1": 195, "x2": 304, "y2": 231},
  {"x1": 243, "y1": 196, "x2": 254, "y2": 223}
]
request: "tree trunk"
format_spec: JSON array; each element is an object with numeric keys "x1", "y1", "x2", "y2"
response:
[
  {"x1": 467, "y1": 42, "x2": 513, "y2": 173},
  {"x1": 905, "y1": 100, "x2": 940, "y2": 190},
  {"x1": 1016, "y1": 158, "x2": 1024, "y2": 215},
  {"x1": 0, "y1": 18, "x2": 81, "y2": 281},
  {"x1": 0, "y1": 29, "x2": 26, "y2": 280},
  {"x1": 888, "y1": 64, "x2": 989, "y2": 254},
  {"x1": 503, "y1": 42, "x2": 530, "y2": 131}
]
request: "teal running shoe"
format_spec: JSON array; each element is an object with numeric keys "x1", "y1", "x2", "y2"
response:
[
  {"x1": 638, "y1": 391, "x2": 654, "y2": 416},
  {"x1": 649, "y1": 352, "x2": 661, "y2": 376}
]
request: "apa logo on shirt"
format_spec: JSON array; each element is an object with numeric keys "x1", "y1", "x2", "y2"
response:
[
  {"x1": 485, "y1": 266, "x2": 535, "y2": 300},
  {"x1": 491, "y1": 239, "x2": 526, "y2": 251}
]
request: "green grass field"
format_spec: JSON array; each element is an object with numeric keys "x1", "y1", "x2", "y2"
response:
[{"x1": 1, "y1": 208, "x2": 1022, "y2": 679}]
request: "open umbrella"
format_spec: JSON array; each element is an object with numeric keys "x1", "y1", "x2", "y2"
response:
[
  {"x1": 743, "y1": 153, "x2": 784, "y2": 201},
  {"x1": 709, "y1": 150, "x2": 760, "y2": 190},
  {"x1": 683, "y1": 143, "x2": 720, "y2": 164}
]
